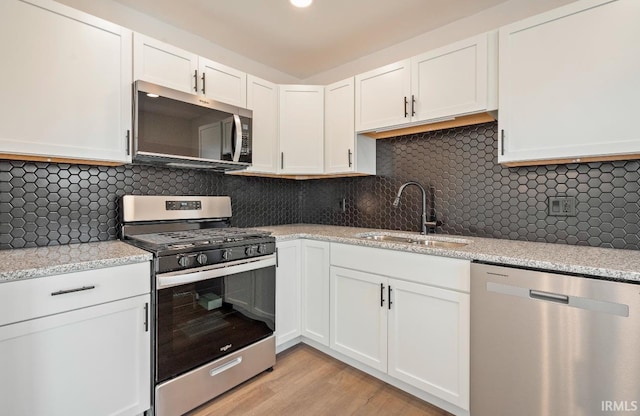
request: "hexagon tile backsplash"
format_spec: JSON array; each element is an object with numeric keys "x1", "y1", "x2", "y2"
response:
[
  {"x1": 0, "y1": 163, "x2": 300, "y2": 249},
  {"x1": 300, "y1": 122, "x2": 640, "y2": 250},
  {"x1": 2, "y1": 121, "x2": 640, "y2": 250}
]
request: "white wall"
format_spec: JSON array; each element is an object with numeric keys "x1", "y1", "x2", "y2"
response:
[
  {"x1": 303, "y1": 0, "x2": 576, "y2": 84},
  {"x1": 55, "y1": 0, "x2": 302, "y2": 84}
]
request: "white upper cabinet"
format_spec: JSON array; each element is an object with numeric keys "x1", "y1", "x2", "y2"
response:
[
  {"x1": 355, "y1": 60, "x2": 412, "y2": 132},
  {"x1": 278, "y1": 85, "x2": 325, "y2": 174},
  {"x1": 198, "y1": 58, "x2": 247, "y2": 108},
  {"x1": 133, "y1": 33, "x2": 247, "y2": 107},
  {"x1": 411, "y1": 33, "x2": 495, "y2": 122},
  {"x1": 247, "y1": 75, "x2": 279, "y2": 173},
  {"x1": 498, "y1": 0, "x2": 640, "y2": 166},
  {"x1": 355, "y1": 32, "x2": 497, "y2": 133},
  {"x1": 0, "y1": 0, "x2": 132, "y2": 164},
  {"x1": 133, "y1": 33, "x2": 198, "y2": 94},
  {"x1": 325, "y1": 78, "x2": 376, "y2": 175}
]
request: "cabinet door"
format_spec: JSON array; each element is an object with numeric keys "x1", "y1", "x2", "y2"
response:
[
  {"x1": 325, "y1": 78, "x2": 356, "y2": 174},
  {"x1": 199, "y1": 58, "x2": 247, "y2": 107},
  {"x1": 279, "y1": 85, "x2": 324, "y2": 174},
  {"x1": 330, "y1": 266, "x2": 387, "y2": 372},
  {"x1": 300, "y1": 240, "x2": 330, "y2": 346},
  {"x1": 0, "y1": 0, "x2": 132, "y2": 163},
  {"x1": 275, "y1": 240, "x2": 301, "y2": 348},
  {"x1": 387, "y1": 279, "x2": 470, "y2": 410},
  {"x1": 133, "y1": 32, "x2": 198, "y2": 94},
  {"x1": 355, "y1": 60, "x2": 411, "y2": 132},
  {"x1": 246, "y1": 75, "x2": 279, "y2": 173},
  {"x1": 0, "y1": 295, "x2": 151, "y2": 416},
  {"x1": 411, "y1": 32, "x2": 495, "y2": 122},
  {"x1": 498, "y1": 0, "x2": 640, "y2": 165}
]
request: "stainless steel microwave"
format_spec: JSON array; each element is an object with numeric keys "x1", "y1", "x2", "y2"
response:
[{"x1": 132, "y1": 80, "x2": 252, "y2": 171}]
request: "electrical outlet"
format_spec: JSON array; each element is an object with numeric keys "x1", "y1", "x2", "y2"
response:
[
  {"x1": 548, "y1": 196, "x2": 576, "y2": 216},
  {"x1": 336, "y1": 197, "x2": 346, "y2": 213}
]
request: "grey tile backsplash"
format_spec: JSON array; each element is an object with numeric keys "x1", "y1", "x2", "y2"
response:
[
  {"x1": 2, "y1": 121, "x2": 639, "y2": 250},
  {"x1": 0, "y1": 163, "x2": 300, "y2": 249}
]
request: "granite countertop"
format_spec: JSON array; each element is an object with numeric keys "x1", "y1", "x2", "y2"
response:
[
  {"x1": 255, "y1": 224, "x2": 640, "y2": 283},
  {"x1": 0, "y1": 240, "x2": 152, "y2": 283}
]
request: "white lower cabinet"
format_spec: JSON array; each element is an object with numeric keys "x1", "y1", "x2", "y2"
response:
[
  {"x1": 275, "y1": 240, "x2": 301, "y2": 347},
  {"x1": 387, "y1": 279, "x2": 470, "y2": 409},
  {"x1": 330, "y1": 243, "x2": 470, "y2": 411},
  {"x1": 0, "y1": 262, "x2": 151, "y2": 416},
  {"x1": 276, "y1": 239, "x2": 331, "y2": 349},
  {"x1": 300, "y1": 240, "x2": 331, "y2": 346},
  {"x1": 275, "y1": 238, "x2": 470, "y2": 412},
  {"x1": 330, "y1": 267, "x2": 387, "y2": 371}
]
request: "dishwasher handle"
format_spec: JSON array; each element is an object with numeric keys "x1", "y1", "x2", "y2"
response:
[{"x1": 529, "y1": 289, "x2": 569, "y2": 304}]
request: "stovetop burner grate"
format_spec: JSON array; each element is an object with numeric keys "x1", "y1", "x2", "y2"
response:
[{"x1": 128, "y1": 227, "x2": 271, "y2": 249}]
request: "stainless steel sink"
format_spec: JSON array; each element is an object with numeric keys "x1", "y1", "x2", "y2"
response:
[{"x1": 357, "y1": 233, "x2": 469, "y2": 248}]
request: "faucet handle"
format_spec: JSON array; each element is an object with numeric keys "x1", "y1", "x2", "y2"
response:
[{"x1": 424, "y1": 220, "x2": 442, "y2": 232}]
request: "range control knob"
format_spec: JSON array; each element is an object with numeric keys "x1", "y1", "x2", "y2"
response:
[
  {"x1": 221, "y1": 249, "x2": 230, "y2": 261},
  {"x1": 245, "y1": 246, "x2": 257, "y2": 256},
  {"x1": 196, "y1": 253, "x2": 208, "y2": 265},
  {"x1": 177, "y1": 255, "x2": 189, "y2": 268},
  {"x1": 257, "y1": 244, "x2": 268, "y2": 254}
]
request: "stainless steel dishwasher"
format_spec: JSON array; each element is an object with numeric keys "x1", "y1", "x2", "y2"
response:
[{"x1": 471, "y1": 262, "x2": 640, "y2": 416}]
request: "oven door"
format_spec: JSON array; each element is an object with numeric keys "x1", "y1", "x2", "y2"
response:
[{"x1": 155, "y1": 255, "x2": 275, "y2": 383}]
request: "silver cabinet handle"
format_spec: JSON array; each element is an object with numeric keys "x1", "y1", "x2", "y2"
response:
[
  {"x1": 348, "y1": 149, "x2": 353, "y2": 167},
  {"x1": 501, "y1": 129, "x2": 505, "y2": 156},
  {"x1": 280, "y1": 152, "x2": 284, "y2": 169},
  {"x1": 411, "y1": 95, "x2": 416, "y2": 116},
  {"x1": 209, "y1": 357, "x2": 242, "y2": 377},
  {"x1": 201, "y1": 72, "x2": 206, "y2": 95},
  {"x1": 403, "y1": 96, "x2": 408, "y2": 117},
  {"x1": 51, "y1": 285, "x2": 96, "y2": 296}
]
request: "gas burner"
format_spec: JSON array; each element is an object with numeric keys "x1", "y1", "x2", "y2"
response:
[
  {"x1": 126, "y1": 227, "x2": 272, "y2": 253},
  {"x1": 120, "y1": 196, "x2": 275, "y2": 274}
]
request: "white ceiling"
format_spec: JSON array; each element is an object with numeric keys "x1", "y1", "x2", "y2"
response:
[{"x1": 112, "y1": 0, "x2": 509, "y2": 79}]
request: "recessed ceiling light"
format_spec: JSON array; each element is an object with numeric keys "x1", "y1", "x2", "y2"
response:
[
  {"x1": 146, "y1": 93, "x2": 160, "y2": 98},
  {"x1": 290, "y1": 0, "x2": 312, "y2": 8}
]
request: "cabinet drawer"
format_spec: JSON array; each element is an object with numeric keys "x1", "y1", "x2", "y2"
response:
[
  {"x1": 0, "y1": 262, "x2": 150, "y2": 326},
  {"x1": 330, "y1": 243, "x2": 469, "y2": 292}
]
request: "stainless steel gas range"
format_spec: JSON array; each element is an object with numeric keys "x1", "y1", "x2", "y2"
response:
[{"x1": 120, "y1": 195, "x2": 276, "y2": 416}]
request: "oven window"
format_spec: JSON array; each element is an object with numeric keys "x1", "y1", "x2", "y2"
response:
[{"x1": 156, "y1": 265, "x2": 275, "y2": 383}]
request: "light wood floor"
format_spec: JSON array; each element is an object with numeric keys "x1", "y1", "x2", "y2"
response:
[{"x1": 189, "y1": 344, "x2": 452, "y2": 416}]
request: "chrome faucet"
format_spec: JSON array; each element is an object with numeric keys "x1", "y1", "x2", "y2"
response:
[{"x1": 392, "y1": 181, "x2": 440, "y2": 234}]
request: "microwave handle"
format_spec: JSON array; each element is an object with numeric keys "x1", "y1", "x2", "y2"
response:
[{"x1": 232, "y1": 114, "x2": 242, "y2": 162}]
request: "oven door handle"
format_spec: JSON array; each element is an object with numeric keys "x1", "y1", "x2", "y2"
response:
[{"x1": 157, "y1": 254, "x2": 276, "y2": 289}]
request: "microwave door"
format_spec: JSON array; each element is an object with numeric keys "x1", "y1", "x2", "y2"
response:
[
  {"x1": 203, "y1": 116, "x2": 238, "y2": 162},
  {"x1": 198, "y1": 122, "x2": 223, "y2": 160}
]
